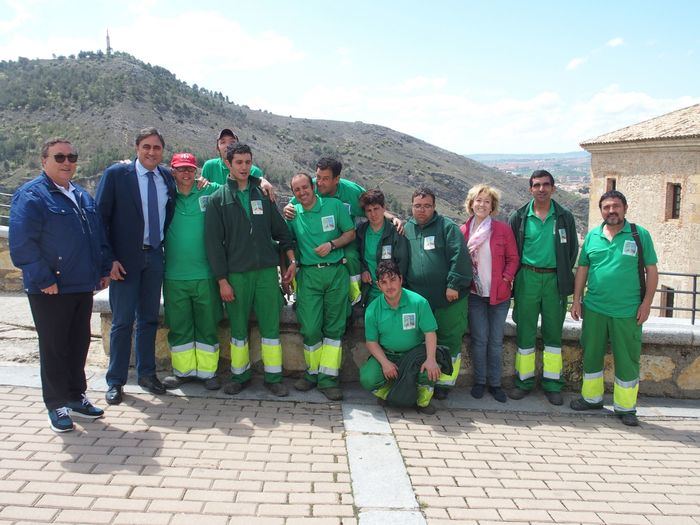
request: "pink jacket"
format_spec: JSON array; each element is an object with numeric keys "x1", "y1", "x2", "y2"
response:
[{"x1": 460, "y1": 217, "x2": 520, "y2": 305}]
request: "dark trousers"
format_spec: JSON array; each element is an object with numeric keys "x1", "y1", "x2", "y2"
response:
[
  {"x1": 106, "y1": 248, "x2": 164, "y2": 387},
  {"x1": 28, "y1": 292, "x2": 93, "y2": 410}
]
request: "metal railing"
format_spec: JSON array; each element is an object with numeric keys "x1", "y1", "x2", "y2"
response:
[
  {"x1": 0, "y1": 192, "x2": 11, "y2": 227},
  {"x1": 654, "y1": 271, "x2": 699, "y2": 325}
]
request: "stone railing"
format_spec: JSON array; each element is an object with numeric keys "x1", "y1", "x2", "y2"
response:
[
  {"x1": 0, "y1": 226, "x2": 23, "y2": 292},
  {"x1": 92, "y1": 289, "x2": 700, "y2": 399}
]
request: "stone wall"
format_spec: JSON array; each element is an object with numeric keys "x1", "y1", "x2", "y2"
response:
[
  {"x1": 585, "y1": 139, "x2": 700, "y2": 319},
  {"x1": 0, "y1": 226, "x2": 23, "y2": 292},
  {"x1": 93, "y1": 292, "x2": 700, "y2": 399}
]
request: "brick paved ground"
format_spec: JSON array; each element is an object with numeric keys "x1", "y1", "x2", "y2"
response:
[
  {"x1": 0, "y1": 386, "x2": 356, "y2": 525},
  {"x1": 389, "y1": 407, "x2": 700, "y2": 525},
  {"x1": 1, "y1": 384, "x2": 699, "y2": 524}
]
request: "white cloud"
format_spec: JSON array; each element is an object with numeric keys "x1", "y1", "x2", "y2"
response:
[
  {"x1": 0, "y1": 7, "x2": 305, "y2": 84},
  {"x1": 0, "y1": 0, "x2": 35, "y2": 33},
  {"x1": 258, "y1": 79, "x2": 699, "y2": 153},
  {"x1": 398, "y1": 76, "x2": 448, "y2": 92},
  {"x1": 566, "y1": 57, "x2": 587, "y2": 70},
  {"x1": 606, "y1": 37, "x2": 624, "y2": 48}
]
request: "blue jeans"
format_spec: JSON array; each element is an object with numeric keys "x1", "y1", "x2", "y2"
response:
[
  {"x1": 468, "y1": 294, "x2": 510, "y2": 387},
  {"x1": 106, "y1": 248, "x2": 164, "y2": 386}
]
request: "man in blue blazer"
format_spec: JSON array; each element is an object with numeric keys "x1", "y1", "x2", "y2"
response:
[{"x1": 96, "y1": 128, "x2": 176, "y2": 405}]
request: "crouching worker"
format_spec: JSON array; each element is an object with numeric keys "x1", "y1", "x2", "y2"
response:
[{"x1": 360, "y1": 261, "x2": 452, "y2": 415}]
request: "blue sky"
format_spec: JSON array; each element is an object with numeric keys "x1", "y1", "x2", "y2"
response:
[{"x1": 1, "y1": 0, "x2": 698, "y2": 153}]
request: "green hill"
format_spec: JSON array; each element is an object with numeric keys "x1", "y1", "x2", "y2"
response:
[{"x1": 0, "y1": 52, "x2": 587, "y2": 227}]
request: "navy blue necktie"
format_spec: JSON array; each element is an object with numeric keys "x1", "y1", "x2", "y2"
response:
[{"x1": 146, "y1": 171, "x2": 161, "y2": 248}]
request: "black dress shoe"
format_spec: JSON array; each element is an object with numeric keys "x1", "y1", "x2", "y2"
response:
[
  {"x1": 138, "y1": 375, "x2": 166, "y2": 395},
  {"x1": 105, "y1": 385, "x2": 123, "y2": 405}
]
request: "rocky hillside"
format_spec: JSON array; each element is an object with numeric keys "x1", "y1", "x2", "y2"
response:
[{"x1": 0, "y1": 52, "x2": 587, "y2": 227}]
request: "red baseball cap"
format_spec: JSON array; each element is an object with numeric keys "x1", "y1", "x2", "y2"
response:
[{"x1": 171, "y1": 152, "x2": 197, "y2": 168}]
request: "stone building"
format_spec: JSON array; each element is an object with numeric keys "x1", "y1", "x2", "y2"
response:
[{"x1": 580, "y1": 104, "x2": 700, "y2": 320}]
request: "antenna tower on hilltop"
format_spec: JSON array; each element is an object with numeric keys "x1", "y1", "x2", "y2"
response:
[{"x1": 106, "y1": 30, "x2": 112, "y2": 56}]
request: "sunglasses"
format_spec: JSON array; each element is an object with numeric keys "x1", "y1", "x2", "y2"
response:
[{"x1": 52, "y1": 153, "x2": 79, "y2": 163}]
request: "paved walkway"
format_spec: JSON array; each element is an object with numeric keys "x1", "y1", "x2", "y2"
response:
[
  {"x1": 0, "y1": 363, "x2": 699, "y2": 525},
  {"x1": 1, "y1": 293, "x2": 699, "y2": 524}
]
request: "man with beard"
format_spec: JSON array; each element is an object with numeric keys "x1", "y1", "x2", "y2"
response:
[{"x1": 569, "y1": 190, "x2": 658, "y2": 427}]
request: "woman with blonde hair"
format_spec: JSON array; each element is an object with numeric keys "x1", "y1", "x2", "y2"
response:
[{"x1": 461, "y1": 184, "x2": 519, "y2": 402}]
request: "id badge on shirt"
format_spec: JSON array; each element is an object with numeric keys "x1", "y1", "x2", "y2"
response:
[
  {"x1": 345, "y1": 202, "x2": 352, "y2": 216},
  {"x1": 423, "y1": 236, "x2": 435, "y2": 250},
  {"x1": 381, "y1": 244, "x2": 392, "y2": 259},
  {"x1": 402, "y1": 313, "x2": 416, "y2": 330},
  {"x1": 251, "y1": 200, "x2": 263, "y2": 215},
  {"x1": 559, "y1": 228, "x2": 567, "y2": 244},
  {"x1": 622, "y1": 240, "x2": 638, "y2": 257},
  {"x1": 322, "y1": 215, "x2": 336, "y2": 232}
]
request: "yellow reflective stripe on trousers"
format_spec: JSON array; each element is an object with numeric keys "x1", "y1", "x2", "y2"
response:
[
  {"x1": 373, "y1": 383, "x2": 392, "y2": 400},
  {"x1": 230, "y1": 338, "x2": 250, "y2": 375},
  {"x1": 613, "y1": 376, "x2": 639, "y2": 412},
  {"x1": 261, "y1": 337, "x2": 283, "y2": 374},
  {"x1": 319, "y1": 338, "x2": 342, "y2": 377},
  {"x1": 170, "y1": 342, "x2": 196, "y2": 377},
  {"x1": 437, "y1": 355, "x2": 461, "y2": 387},
  {"x1": 582, "y1": 371, "x2": 604, "y2": 404},
  {"x1": 416, "y1": 385, "x2": 434, "y2": 407},
  {"x1": 515, "y1": 347, "x2": 535, "y2": 381},
  {"x1": 304, "y1": 341, "x2": 322, "y2": 375},
  {"x1": 349, "y1": 276, "x2": 362, "y2": 304},
  {"x1": 194, "y1": 341, "x2": 219, "y2": 378},
  {"x1": 542, "y1": 345, "x2": 562, "y2": 380}
]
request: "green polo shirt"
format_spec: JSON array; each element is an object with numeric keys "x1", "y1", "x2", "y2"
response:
[
  {"x1": 287, "y1": 196, "x2": 354, "y2": 265},
  {"x1": 289, "y1": 178, "x2": 366, "y2": 221},
  {"x1": 579, "y1": 221, "x2": 658, "y2": 318},
  {"x1": 164, "y1": 183, "x2": 221, "y2": 280},
  {"x1": 521, "y1": 200, "x2": 557, "y2": 268},
  {"x1": 201, "y1": 157, "x2": 263, "y2": 185},
  {"x1": 365, "y1": 288, "x2": 438, "y2": 353},
  {"x1": 364, "y1": 224, "x2": 385, "y2": 282},
  {"x1": 237, "y1": 186, "x2": 251, "y2": 220}
]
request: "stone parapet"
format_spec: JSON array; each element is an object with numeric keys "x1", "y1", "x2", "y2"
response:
[
  {"x1": 93, "y1": 289, "x2": 700, "y2": 399},
  {"x1": 0, "y1": 226, "x2": 23, "y2": 292}
]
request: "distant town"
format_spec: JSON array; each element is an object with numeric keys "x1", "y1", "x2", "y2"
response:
[{"x1": 468, "y1": 151, "x2": 591, "y2": 195}]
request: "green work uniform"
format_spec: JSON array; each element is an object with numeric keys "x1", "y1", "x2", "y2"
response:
[
  {"x1": 578, "y1": 221, "x2": 657, "y2": 414},
  {"x1": 361, "y1": 288, "x2": 438, "y2": 407},
  {"x1": 404, "y1": 212, "x2": 472, "y2": 389},
  {"x1": 205, "y1": 177, "x2": 293, "y2": 385},
  {"x1": 509, "y1": 199, "x2": 577, "y2": 393},
  {"x1": 290, "y1": 178, "x2": 365, "y2": 304},
  {"x1": 356, "y1": 217, "x2": 410, "y2": 305},
  {"x1": 287, "y1": 196, "x2": 354, "y2": 389},
  {"x1": 163, "y1": 183, "x2": 223, "y2": 379},
  {"x1": 201, "y1": 157, "x2": 263, "y2": 185}
]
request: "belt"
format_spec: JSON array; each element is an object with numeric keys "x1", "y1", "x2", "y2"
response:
[
  {"x1": 142, "y1": 244, "x2": 160, "y2": 251},
  {"x1": 522, "y1": 264, "x2": 556, "y2": 274},
  {"x1": 301, "y1": 261, "x2": 341, "y2": 268}
]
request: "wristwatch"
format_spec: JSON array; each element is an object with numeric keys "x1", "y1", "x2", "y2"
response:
[
  {"x1": 290, "y1": 259, "x2": 298, "y2": 265},
  {"x1": 329, "y1": 240, "x2": 337, "y2": 250}
]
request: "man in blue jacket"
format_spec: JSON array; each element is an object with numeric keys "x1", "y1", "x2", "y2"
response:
[
  {"x1": 10, "y1": 138, "x2": 111, "y2": 432},
  {"x1": 96, "y1": 128, "x2": 176, "y2": 405}
]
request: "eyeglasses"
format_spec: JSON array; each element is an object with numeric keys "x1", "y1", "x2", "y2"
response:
[
  {"x1": 174, "y1": 167, "x2": 197, "y2": 173},
  {"x1": 412, "y1": 204, "x2": 434, "y2": 210},
  {"x1": 52, "y1": 153, "x2": 78, "y2": 163}
]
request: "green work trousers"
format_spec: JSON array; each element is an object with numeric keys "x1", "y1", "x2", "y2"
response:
[
  {"x1": 163, "y1": 278, "x2": 222, "y2": 379},
  {"x1": 434, "y1": 296, "x2": 468, "y2": 389},
  {"x1": 512, "y1": 268, "x2": 566, "y2": 392},
  {"x1": 580, "y1": 308, "x2": 641, "y2": 414},
  {"x1": 345, "y1": 243, "x2": 362, "y2": 305},
  {"x1": 296, "y1": 264, "x2": 348, "y2": 389},
  {"x1": 359, "y1": 350, "x2": 434, "y2": 407},
  {"x1": 225, "y1": 267, "x2": 283, "y2": 384}
]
